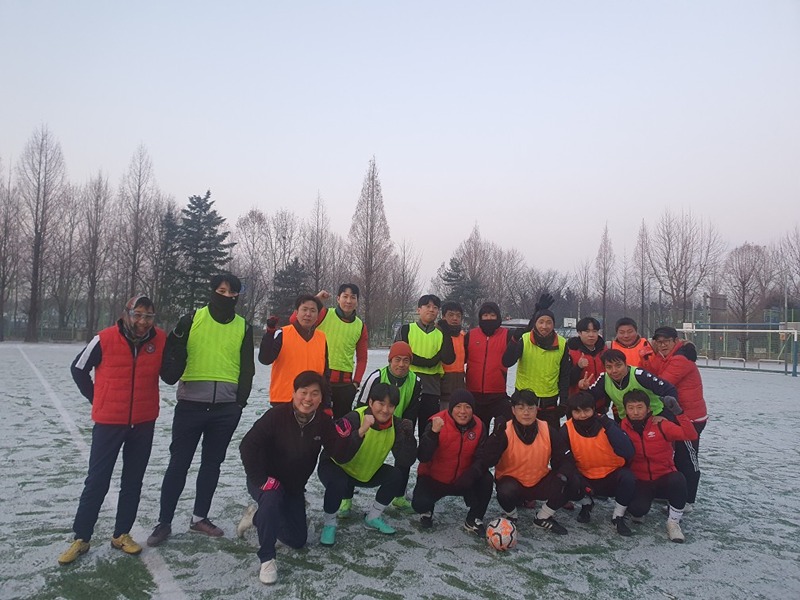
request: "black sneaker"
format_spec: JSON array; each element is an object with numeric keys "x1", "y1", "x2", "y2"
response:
[
  {"x1": 420, "y1": 513, "x2": 433, "y2": 529},
  {"x1": 533, "y1": 517, "x2": 568, "y2": 535},
  {"x1": 463, "y1": 516, "x2": 485, "y2": 536},
  {"x1": 577, "y1": 505, "x2": 592, "y2": 524},
  {"x1": 612, "y1": 516, "x2": 633, "y2": 537},
  {"x1": 147, "y1": 523, "x2": 172, "y2": 547}
]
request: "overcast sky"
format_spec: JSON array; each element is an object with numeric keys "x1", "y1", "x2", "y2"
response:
[{"x1": 2, "y1": 1, "x2": 798, "y2": 283}]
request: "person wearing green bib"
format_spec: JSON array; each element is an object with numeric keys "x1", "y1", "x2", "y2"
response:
[
  {"x1": 148, "y1": 274, "x2": 255, "y2": 547},
  {"x1": 503, "y1": 293, "x2": 571, "y2": 429},
  {"x1": 317, "y1": 383, "x2": 417, "y2": 546},
  {"x1": 578, "y1": 348, "x2": 678, "y2": 421}
]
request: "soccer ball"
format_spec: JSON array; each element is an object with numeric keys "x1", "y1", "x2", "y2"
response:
[{"x1": 485, "y1": 517, "x2": 517, "y2": 551}]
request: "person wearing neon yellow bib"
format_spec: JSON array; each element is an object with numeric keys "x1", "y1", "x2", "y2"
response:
[
  {"x1": 503, "y1": 293, "x2": 572, "y2": 429},
  {"x1": 317, "y1": 383, "x2": 417, "y2": 546},
  {"x1": 148, "y1": 274, "x2": 255, "y2": 547}
]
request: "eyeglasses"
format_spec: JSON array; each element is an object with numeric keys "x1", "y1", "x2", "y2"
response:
[{"x1": 128, "y1": 311, "x2": 156, "y2": 321}]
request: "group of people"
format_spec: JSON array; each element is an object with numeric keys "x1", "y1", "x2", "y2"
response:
[{"x1": 58, "y1": 275, "x2": 709, "y2": 589}]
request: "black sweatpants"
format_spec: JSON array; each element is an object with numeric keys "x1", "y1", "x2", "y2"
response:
[
  {"x1": 673, "y1": 420, "x2": 705, "y2": 504},
  {"x1": 627, "y1": 471, "x2": 687, "y2": 517},
  {"x1": 331, "y1": 383, "x2": 358, "y2": 420},
  {"x1": 495, "y1": 472, "x2": 567, "y2": 513},
  {"x1": 247, "y1": 481, "x2": 307, "y2": 562},
  {"x1": 411, "y1": 472, "x2": 494, "y2": 520},
  {"x1": 566, "y1": 467, "x2": 636, "y2": 507},
  {"x1": 318, "y1": 457, "x2": 405, "y2": 514},
  {"x1": 473, "y1": 394, "x2": 512, "y2": 432}
]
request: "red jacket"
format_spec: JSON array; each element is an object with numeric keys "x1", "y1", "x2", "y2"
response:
[
  {"x1": 93, "y1": 326, "x2": 165, "y2": 425},
  {"x1": 647, "y1": 341, "x2": 708, "y2": 422},
  {"x1": 621, "y1": 413, "x2": 698, "y2": 481},
  {"x1": 465, "y1": 327, "x2": 509, "y2": 394},
  {"x1": 418, "y1": 410, "x2": 484, "y2": 484}
]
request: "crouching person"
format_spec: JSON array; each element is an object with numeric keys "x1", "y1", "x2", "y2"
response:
[
  {"x1": 318, "y1": 383, "x2": 417, "y2": 545},
  {"x1": 412, "y1": 389, "x2": 493, "y2": 534},
  {"x1": 239, "y1": 371, "x2": 349, "y2": 585},
  {"x1": 620, "y1": 391, "x2": 698, "y2": 543},
  {"x1": 482, "y1": 390, "x2": 573, "y2": 536},
  {"x1": 561, "y1": 392, "x2": 636, "y2": 536}
]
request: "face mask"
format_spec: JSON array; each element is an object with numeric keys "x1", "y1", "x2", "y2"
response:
[
  {"x1": 479, "y1": 318, "x2": 501, "y2": 336},
  {"x1": 209, "y1": 291, "x2": 237, "y2": 320}
]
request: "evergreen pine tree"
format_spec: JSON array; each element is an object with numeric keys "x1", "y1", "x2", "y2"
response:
[
  {"x1": 152, "y1": 205, "x2": 183, "y2": 323},
  {"x1": 177, "y1": 191, "x2": 235, "y2": 311},
  {"x1": 441, "y1": 257, "x2": 484, "y2": 324},
  {"x1": 270, "y1": 257, "x2": 310, "y2": 323}
]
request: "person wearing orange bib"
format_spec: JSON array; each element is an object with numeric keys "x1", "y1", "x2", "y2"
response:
[
  {"x1": 610, "y1": 317, "x2": 654, "y2": 368},
  {"x1": 478, "y1": 390, "x2": 573, "y2": 536},
  {"x1": 560, "y1": 392, "x2": 635, "y2": 536},
  {"x1": 438, "y1": 301, "x2": 466, "y2": 411},
  {"x1": 259, "y1": 294, "x2": 329, "y2": 406}
]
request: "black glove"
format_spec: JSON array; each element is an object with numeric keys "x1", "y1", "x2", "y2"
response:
[
  {"x1": 492, "y1": 416, "x2": 508, "y2": 434},
  {"x1": 398, "y1": 418, "x2": 414, "y2": 437},
  {"x1": 661, "y1": 395, "x2": 683, "y2": 415},
  {"x1": 173, "y1": 314, "x2": 193, "y2": 338},
  {"x1": 266, "y1": 315, "x2": 279, "y2": 330},
  {"x1": 598, "y1": 414, "x2": 614, "y2": 430},
  {"x1": 535, "y1": 292, "x2": 555, "y2": 311}
]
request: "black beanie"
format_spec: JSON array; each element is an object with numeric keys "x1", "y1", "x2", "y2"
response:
[
  {"x1": 448, "y1": 389, "x2": 476, "y2": 414},
  {"x1": 533, "y1": 308, "x2": 555, "y2": 324},
  {"x1": 478, "y1": 302, "x2": 501, "y2": 319}
]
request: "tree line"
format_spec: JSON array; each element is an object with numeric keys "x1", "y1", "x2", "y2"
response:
[{"x1": 2, "y1": 125, "x2": 799, "y2": 344}]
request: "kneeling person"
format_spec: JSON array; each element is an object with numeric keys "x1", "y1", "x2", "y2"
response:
[
  {"x1": 482, "y1": 390, "x2": 573, "y2": 535},
  {"x1": 239, "y1": 371, "x2": 349, "y2": 584},
  {"x1": 561, "y1": 392, "x2": 636, "y2": 536},
  {"x1": 621, "y1": 391, "x2": 698, "y2": 543},
  {"x1": 318, "y1": 383, "x2": 417, "y2": 545},
  {"x1": 412, "y1": 389, "x2": 493, "y2": 534}
]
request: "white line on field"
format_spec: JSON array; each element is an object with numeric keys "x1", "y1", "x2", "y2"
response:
[{"x1": 19, "y1": 347, "x2": 188, "y2": 600}]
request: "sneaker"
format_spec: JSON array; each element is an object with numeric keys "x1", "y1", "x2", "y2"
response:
[
  {"x1": 111, "y1": 533, "x2": 142, "y2": 555},
  {"x1": 237, "y1": 504, "x2": 257, "y2": 538},
  {"x1": 562, "y1": 501, "x2": 575, "y2": 511},
  {"x1": 503, "y1": 508, "x2": 519, "y2": 523},
  {"x1": 189, "y1": 518, "x2": 224, "y2": 537},
  {"x1": 420, "y1": 512, "x2": 433, "y2": 529},
  {"x1": 577, "y1": 505, "x2": 592, "y2": 524},
  {"x1": 666, "y1": 520, "x2": 685, "y2": 543},
  {"x1": 338, "y1": 498, "x2": 352, "y2": 518},
  {"x1": 58, "y1": 539, "x2": 90, "y2": 565},
  {"x1": 259, "y1": 559, "x2": 278, "y2": 584},
  {"x1": 364, "y1": 516, "x2": 396, "y2": 535},
  {"x1": 319, "y1": 525, "x2": 337, "y2": 546},
  {"x1": 683, "y1": 502, "x2": 694, "y2": 514},
  {"x1": 631, "y1": 515, "x2": 645, "y2": 525},
  {"x1": 147, "y1": 523, "x2": 172, "y2": 547},
  {"x1": 463, "y1": 516, "x2": 485, "y2": 535},
  {"x1": 391, "y1": 496, "x2": 413, "y2": 512},
  {"x1": 533, "y1": 517, "x2": 568, "y2": 535},
  {"x1": 612, "y1": 516, "x2": 633, "y2": 537}
]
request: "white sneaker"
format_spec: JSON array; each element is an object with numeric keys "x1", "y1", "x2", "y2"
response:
[
  {"x1": 666, "y1": 520, "x2": 685, "y2": 543},
  {"x1": 237, "y1": 504, "x2": 257, "y2": 538},
  {"x1": 259, "y1": 559, "x2": 278, "y2": 584},
  {"x1": 683, "y1": 502, "x2": 694, "y2": 514}
]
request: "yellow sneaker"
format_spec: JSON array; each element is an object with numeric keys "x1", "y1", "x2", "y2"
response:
[
  {"x1": 111, "y1": 533, "x2": 143, "y2": 555},
  {"x1": 58, "y1": 539, "x2": 90, "y2": 565}
]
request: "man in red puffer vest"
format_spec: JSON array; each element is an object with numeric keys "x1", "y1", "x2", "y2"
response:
[
  {"x1": 59, "y1": 296, "x2": 166, "y2": 565},
  {"x1": 412, "y1": 389, "x2": 493, "y2": 534}
]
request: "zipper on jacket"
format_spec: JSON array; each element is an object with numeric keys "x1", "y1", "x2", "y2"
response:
[
  {"x1": 452, "y1": 430, "x2": 465, "y2": 483},
  {"x1": 481, "y1": 335, "x2": 490, "y2": 392},
  {"x1": 637, "y1": 429, "x2": 654, "y2": 481},
  {"x1": 128, "y1": 344, "x2": 139, "y2": 426}
]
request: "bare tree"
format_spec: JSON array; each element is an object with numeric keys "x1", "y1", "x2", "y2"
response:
[
  {"x1": 47, "y1": 184, "x2": 82, "y2": 328},
  {"x1": 231, "y1": 208, "x2": 273, "y2": 323},
  {"x1": 119, "y1": 145, "x2": 156, "y2": 297},
  {"x1": 574, "y1": 259, "x2": 593, "y2": 321},
  {"x1": 783, "y1": 225, "x2": 800, "y2": 302},
  {"x1": 648, "y1": 209, "x2": 725, "y2": 323},
  {"x1": 388, "y1": 239, "x2": 421, "y2": 335},
  {"x1": 80, "y1": 171, "x2": 113, "y2": 339},
  {"x1": 722, "y1": 243, "x2": 772, "y2": 324},
  {"x1": 633, "y1": 221, "x2": 651, "y2": 331},
  {"x1": 0, "y1": 159, "x2": 22, "y2": 341},
  {"x1": 617, "y1": 248, "x2": 634, "y2": 316},
  {"x1": 348, "y1": 157, "x2": 394, "y2": 333},
  {"x1": 268, "y1": 208, "x2": 301, "y2": 275},
  {"x1": 301, "y1": 194, "x2": 331, "y2": 293},
  {"x1": 489, "y1": 247, "x2": 526, "y2": 318},
  {"x1": 17, "y1": 125, "x2": 66, "y2": 342},
  {"x1": 594, "y1": 223, "x2": 616, "y2": 329}
]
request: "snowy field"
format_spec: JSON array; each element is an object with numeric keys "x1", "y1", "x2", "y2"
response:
[{"x1": 1, "y1": 343, "x2": 798, "y2": 600}]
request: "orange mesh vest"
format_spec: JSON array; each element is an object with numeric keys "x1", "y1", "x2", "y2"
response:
[
  {"x1": 565, "y1": 419, "x2": 625, "y2": 479},
  {"x1": 495, "y1": 419, "x2": 551, "y2": 487},
  {"x1": 269, "y1": 326, "x2": 326, "y2": 404},
  {"x1": 611, "y1": 338, "x2": 651, "y2": 368},
  {"x1": 443, "y1": 332, "x2": 466, "y2": 374}
]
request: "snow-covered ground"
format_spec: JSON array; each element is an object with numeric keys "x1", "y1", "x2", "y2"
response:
[{"x1": 1, "y1": 343, "x2": 798, "y2": 600}]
